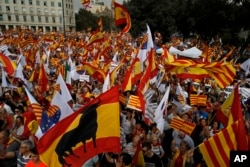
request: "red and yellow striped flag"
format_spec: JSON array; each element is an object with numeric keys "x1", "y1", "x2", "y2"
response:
[
  {"x1": 199, "y1": 121, "x2": 238, "y2": 167},
  {"x1": 127, "y1": 95, "x2": 142, "y2": 112},
  {"x1": 170, "y1": 117, "x2": 196, "y2": 135},
  {"x1": 190, "y1": 94, "x2": 198, "y2": 106}
]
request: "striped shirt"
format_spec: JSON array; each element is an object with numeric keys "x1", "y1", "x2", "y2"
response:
[{"x1": 15, "y1": 151, "x2": 31, "y2": 167}]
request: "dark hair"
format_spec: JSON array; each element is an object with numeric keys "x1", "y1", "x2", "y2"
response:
[
  {"x1": 120, "y1": 152, "x2": 132, "y2": 165},
  {"x1": 142, "y1": 141, "x2": 152, "y2": 150},
  {"x1": 16, "y1": 116, "x2": 24, "y2": 124},
  {"x1": 30, "y1": 147, "x2": 39, "y2": 155}
]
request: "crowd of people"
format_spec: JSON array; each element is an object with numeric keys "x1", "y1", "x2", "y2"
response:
[{"x1": 0, "y1": 28, "x2": 250, "y2": 167}]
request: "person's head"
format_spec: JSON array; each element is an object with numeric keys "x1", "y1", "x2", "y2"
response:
[
  {"x1": 30, "y1": 147, "x2": 41, "y2": 163},
  {"x1": 19, "y1": 139, "x2": 33, "y2": 154},
  {"x1": 203, "y1": 126, "x2": 211, "y2": 137},
  {"x1": 0, "y1": 130, "x2": 10, "y2": 144},
  {"x1": 119, "y1": 152, "x2": 132, "y2": 166},
  {"x1": 199, "y1": 118, "x2": 207, "y2": 127},
  {"x1": 151, "y1": 135, "x2": 159, "y2": 144},
  {"x1": 212, "y1": 121, "x2": 220, "y2": 130},
  {"x1": 179, "y1": 140, "x2": 190, "y2": 154},
  {"x1": 142, "y1": 141, "x2": 152, "y2": 157},
  {"x1": 178, "y1": 131, "x2": 186, "y2": 139},
  {"x1": 15, "y1": 116, "x2": 24, "y2": 126},
  {"x1": 151, "y1": 123, "x2": 158, "y2": 133}
]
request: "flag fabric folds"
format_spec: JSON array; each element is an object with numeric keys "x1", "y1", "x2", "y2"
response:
[
  {"x1": 87, "y1": 29, "x2": 104, "y2": 46},
  {"x1": 114, "y1": 2, "x2": 131, "y2": 34},
  {"x1": 37, "y1": 86, "x2": 121, "y2": 167},
  {"x1": 170, "y1": 117, "x2": 196, "y2": 135},
  {"x1": 0, "y1": 53, "x2": 17, "y2": 76},
  {"x1": 199, "y1": 121, "x2": 238, "y2": 167}
]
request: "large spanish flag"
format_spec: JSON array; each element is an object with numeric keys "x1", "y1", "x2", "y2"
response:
[{"x1": 37, "y1": 86, "x2": 121, "y2": 167}]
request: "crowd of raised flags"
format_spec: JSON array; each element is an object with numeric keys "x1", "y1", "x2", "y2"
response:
[{"x1": 0, "y1": 1, "x2": 250, "y2": 167}]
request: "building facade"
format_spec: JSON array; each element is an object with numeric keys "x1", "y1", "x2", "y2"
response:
[{"x1": 0, "y1": 0, "x2": 75, "y2": 32}]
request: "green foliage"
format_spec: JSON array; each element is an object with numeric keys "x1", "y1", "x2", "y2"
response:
[
  {"x1": 123, "y1": 0, "x2": 250, "y2": 45},
  {"x1": 75, "y1": 9, "x2": 98, "y2": 31},
  {"x1": 75, "y1": 0, "x2": 250, "y2": 45}
]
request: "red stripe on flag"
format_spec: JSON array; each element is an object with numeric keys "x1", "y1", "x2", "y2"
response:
[
  {"x1": 203, "y1": 141, "x2": 221, "y2": 167},
  {"x1": 213, "y1": 134, "x2": 229, "y2": 166}
]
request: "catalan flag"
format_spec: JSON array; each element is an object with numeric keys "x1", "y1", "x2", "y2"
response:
[
  {"x1": 170, "y1": 117, "x2": 196, "y2": 135},
  {"x1": 127, "y1": 95, "x2": 142, "y2": 112},
  {"x1": 24, "y1": 87, "x2": 43, "y2": 124},
  {"x1": 199, "y1": 121, "x2": 238, "y2": 167}
]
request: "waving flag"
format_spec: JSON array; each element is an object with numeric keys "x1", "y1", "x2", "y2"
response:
[
  {"x1": 40, "y1": 105, "x2": 61, "y2": 133},
  {"x1": 87, "y1": 29, "x2": 104, "y2": 46},
  {"x1": 56, "y1": 73, "x2": 73, "y2": 103},
  {"x1": 0, "y1": 53, "x2": 16, "y2": 76},
  {"x1": 38, "y1": 63, "x2": 49, "y2": 94},
  {"x1": 37, "y1": 86, "x2": 120, "y2": 167},
  {"x1": 24, "y1": 87, "x2": 43, "y2": 124},
  {"x1": 154, "y1": 86, "x2": 170, "y2": 133},
  {"x1": 170, "y1": 117, "x2": 196, "y2": 135},
  {"x1": 199, "y1": 120, "x2": 241, "y2": 167},
  {"x1": 114, "y1": 2, "x2": 131, "y2": 34},
  {"x1": 81, "y1": 0, "x2": 91, "y2": 9}
]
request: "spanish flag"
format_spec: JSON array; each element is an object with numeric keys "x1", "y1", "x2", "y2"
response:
[
  {"x1": 0, "y1": 53, "x2": 16, "y2": 76},
  {"x1": 37, "y1": 86, "x2": 121, "y2": 167},
  {"x1": 87, "y1": 29, "x2": 104, "y2": 46},
  {"x1": 114, "y1": 2, "x2": 131, "y2": 33}
]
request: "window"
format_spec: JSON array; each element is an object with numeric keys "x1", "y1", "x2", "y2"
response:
[
  {"x1": 14, "y1": 6, "x2": 18, "y2": 12},
  {"x1": 45, "y1": 16, "x2": 48, "y2": 23},
  {"x1": 51, "y1": 9, "x2": 55, "y2": 14},
  {"x1": 21, "y1": 0, "x2": 25, "y2": 5},
  {"x1": 51, "y1": 2, "x2": 54, "y2": 7},
  {"x1": 36, "y1": 0, "x2": 40, "y2": 5},
  {"x1": 5, "y1": 0, "x2": 9, "y2": 4},
  {"x1": 31, "y1": 15, "x2": 34, "y2": 22},
  {"x1": 37, "y1": 8, "x2": 40, "y2": 13},
  {"x1": 44, "y1": 1, "x2": 47, "y2": 6},
  {"x1": 29, "y1": 0, "x2": 32, "y2": 5},
  {"x1": 0, "y1": 14, "x2": 3, "y2": 21},
  {"x1": 30, "y1": 7, "x2": 33, "y2": 13},
  {"x1": 23, "y1": 15, "x2": 27, "y2": 22},
  {"x1": 60, "y1": 17, "x2": 62, "y2": 23},
  {"x1": 22, "y1": 7, "x2": 26, "y2": 12},
  {"x1": 16, "y1": 15, "x2": 19, "y2": 21},
  {"x1": 52, "y1": 17, "x2": 55, "y2": 23},
  {"x1": 44, "y1": 8, "x2": 48, "y2": 13},
  {"x1": 8, "y1": 15, "x2": 11, "y2": 21},
  {"x1": 38, "y1": 16, "x2": 41, "y2": 22},
  {"x1": 13, "y1": 0, "x2": 17, "y2": 4},
  {"x1": 0, "y1": 6, "x2": 2, "y2": 11},
  {"x1": 58, "y1": 9, "x2": 62, "y2": 14},
  {"x1": 58, "y1": 2, "x2": 61, "y2": 7},
  {"x1": 6, "y1": 6, "x2": 10, "y2": 11}
]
